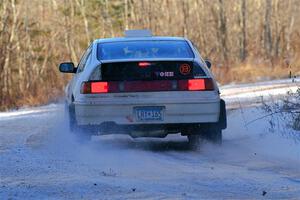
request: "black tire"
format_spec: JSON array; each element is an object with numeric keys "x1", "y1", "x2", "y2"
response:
[
  {"x1": 200, "y1": 124, "x2": 222, "y2": 145},
  {"x1": 219, "y1": 99, "x2": 227, "y2": 130},
  {"x1": 187, "y1": 134, "x2": 202, "y2": 149},
  {"x1": 66, "y1": 103, "x2": 92, "y2": 142},
  {"x1": 183, "y1": 126, "x2": 203, "y2": 149},
  {"x1": 185, "y1": 124, "x2": 222, "y2": 148}
]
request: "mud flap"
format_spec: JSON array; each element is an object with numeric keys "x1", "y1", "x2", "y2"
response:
[{"x1": 219, "y1": 99, "x2": 227, "y2": 130}]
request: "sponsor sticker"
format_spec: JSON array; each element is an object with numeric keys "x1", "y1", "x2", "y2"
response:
[
  {"x1": 155, "y1": 71, "x2": 174, "y2": 77},
  {"x1": 180, "y1": 64, "x2": 191, "y2": 75}
]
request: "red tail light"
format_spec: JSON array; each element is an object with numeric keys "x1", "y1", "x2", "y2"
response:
[
  {"x1": 188, "y1": 79, "x2": 205, "y2": 90},
  {"x1": 91, "y1": 82, "x2": 108, "y2": 93},
  {"x1": 81, "y1": 82, "x2": 108, "y2": 94},
  {"x1": 178, "y1": 78, "x2": 214, "y2": 91},
  {"x1": 81, "y1": 82, "x2": 91, "y2": 94}
]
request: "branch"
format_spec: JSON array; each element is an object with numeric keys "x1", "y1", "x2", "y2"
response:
[{"x1": 246, "y1": 110, "x2": 300, "y2": 126}]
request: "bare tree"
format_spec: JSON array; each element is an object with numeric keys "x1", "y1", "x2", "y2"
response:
[
  {"x1": 1, "y1": 0, "x2": 300, "y2": 110},
  {"x1": 75, "y1": 0, "x2": 91, "y2": 45},
  {"x1": 264, "y1": 0, "x2": 273, "y2": 57},
  {"x1": 214, "y1": 0, "x2": 228, "y2": 62},
  {"x1": 239, "y1": 0, "x2": 247, "y2": 61}
]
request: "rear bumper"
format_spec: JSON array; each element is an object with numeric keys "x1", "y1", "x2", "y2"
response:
[{"x1": 74, "y1": 100, "x2": 220, "y2": 126}]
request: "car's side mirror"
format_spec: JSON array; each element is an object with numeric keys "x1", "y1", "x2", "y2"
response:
[
  {"x1": 59, "y1": 62, "x2": 76, "y2": 73},
  {"x1": 204, "y1": 59, "x2": 212, "y2": 69}
]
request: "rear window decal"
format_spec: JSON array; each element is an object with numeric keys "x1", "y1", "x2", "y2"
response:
[
  {"x1": 180, "y1": 64, "x2": 191, "y2": 75},
  {"x1": 155, "y1": 71, "x2": 174, "y2": 77}
]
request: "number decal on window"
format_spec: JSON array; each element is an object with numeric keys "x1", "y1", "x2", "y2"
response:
[{"x1": 180, "y1": 64, "x2": 191, "y2": 75}]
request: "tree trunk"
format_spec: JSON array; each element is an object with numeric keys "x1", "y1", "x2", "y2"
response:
[
  {"x1": 124, "y1": 0, "x2": 128, "y2": 30},
  {"x1": 218, "y1": 0, "x2": 228, "y2": 62},
  {"x1": 264, "y1": 0, "x2": 273, "y2": 58},
  {"x1": 239, "y1": 0, "x2": 247, "y2": 61},
  {"x1": 75, "y1": 0, "x2": 91, "y2": 45}
]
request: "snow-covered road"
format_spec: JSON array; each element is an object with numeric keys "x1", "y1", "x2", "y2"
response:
[{"x1": 1, "y1": 79, "x2": 300, "y2": 199}]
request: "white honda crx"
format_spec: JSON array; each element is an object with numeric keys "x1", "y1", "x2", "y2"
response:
[{"x1": 59, "y1": 30, "x2": 226, "y2": 147}]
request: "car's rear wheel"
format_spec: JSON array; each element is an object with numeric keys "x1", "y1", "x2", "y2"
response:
[
  {"x1": 200, "y1": 124, "x2": 222, "y2": 145},
  {"x1": 185, "y1": 124, "x2": 222, "y2": 148},
  {"x1": 66, "y1": 103, "x2": 92, "y2": 142},
  {"x1": 187, "y1": 134, "x2": 202, "y2": 149}
]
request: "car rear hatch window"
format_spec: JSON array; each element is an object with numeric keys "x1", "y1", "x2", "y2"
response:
[
  {"x1": 97, "y1": 40, "x2": 194, "y2": 60},
  {"x1": 83, "y1": 40, "x2": 213, "y2": 94}
]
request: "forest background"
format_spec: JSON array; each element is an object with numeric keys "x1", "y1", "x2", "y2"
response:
[{"x1": 0, "y1": 0, "x2": 299, "y2": 110}]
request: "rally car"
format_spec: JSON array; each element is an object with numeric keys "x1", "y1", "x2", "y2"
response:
[{"x1": 59, "y1": 30, "x2": 226, "y2": 147}]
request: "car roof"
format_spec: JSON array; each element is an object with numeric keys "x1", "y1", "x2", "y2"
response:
[{"x1": 94, "y1": 36, "x2": 188, "y2": 44}]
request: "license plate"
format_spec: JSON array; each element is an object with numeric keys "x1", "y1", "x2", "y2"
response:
[{"x1": 134, "y1": 107, "x2": 164, "y2": 122}]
